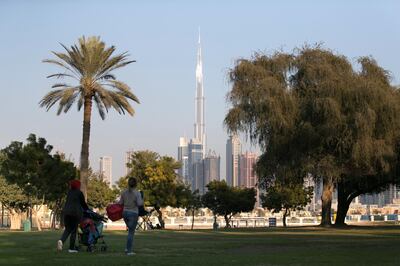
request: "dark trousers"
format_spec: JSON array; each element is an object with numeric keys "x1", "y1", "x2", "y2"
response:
[{"x1": 60, "y1": 214, "x2": 79, "y2": 250}]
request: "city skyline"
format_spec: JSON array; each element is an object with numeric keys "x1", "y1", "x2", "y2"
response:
[{"x1": 1, "y1": 1, "x2": 399, "y2": 180}]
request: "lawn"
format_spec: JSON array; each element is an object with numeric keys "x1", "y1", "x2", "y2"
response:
[{"x1": 0, "y1": 226, "x2": 399, "y2": 266}]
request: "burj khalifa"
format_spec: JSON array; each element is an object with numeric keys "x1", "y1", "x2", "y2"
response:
[
  {"x1": 177, "y1": 30, "x2": 206, "y2": 190},
  {"x1": 194, "y1": 31, "x2": 206, "y2": 156}
]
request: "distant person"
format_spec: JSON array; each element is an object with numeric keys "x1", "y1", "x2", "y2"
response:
[
  {"x1": 118, "y1": 177, "x2": 144, "y2": 255},
  {"x1": 57, "y1": 180, "x2": 89, "y2": 253}
]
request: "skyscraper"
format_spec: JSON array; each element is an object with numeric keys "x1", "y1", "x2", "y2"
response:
[
  {"x1": 226, "y1": 135, "x2": 241, "y2": 187},
  {"x1": 178, "y1": 137, "x2": 189, "y2": 183},
  {"x1": 239, "y1": 152, "x2": 257, "y2": 188},
  {"x1": 203, "y1": 150, "x2": 221, "y2": 193},
  {"x1": 194, "y1": 30, "x2": 206, "y2": 156},
  {"x1": 188, "y1": 138, "x2": 203, "y2": 191},
  {"x1": 99, "y1": 156, "x2": 112, "y2": 187},
  {"x1": 178, "y1": 30, "x2": 207, "y2": 191}
]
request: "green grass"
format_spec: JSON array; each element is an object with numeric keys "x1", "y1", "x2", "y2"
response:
[{"x1": 0, "y1": 226, "x2": 399, "y2": 265}]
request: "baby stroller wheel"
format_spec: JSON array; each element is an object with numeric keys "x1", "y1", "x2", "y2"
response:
[
  {"x1": 100, "y1": 246, "x2": 107, "y2": 252},
  {"x1": 87, "y1": 245, "x2": 95, "y2": 252}
]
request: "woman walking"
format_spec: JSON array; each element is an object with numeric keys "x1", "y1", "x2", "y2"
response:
[
  {"x1": 57, "y1": 180, "x2": 89, "y2": 253},
  {"x1": 119, "y1": 177, "x2": 143, "y2": 255}
]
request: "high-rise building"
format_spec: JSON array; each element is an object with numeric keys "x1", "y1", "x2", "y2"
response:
[
  {"x1": 193, "y1": 161, "x2": 204, "y2": 193},
  {"x1": 125, "y1": 149, "x2": 134, "y2": 176},
  {"x1": 239, "y1": 152, "x2": 257, "y2": 188},
  {"x1": 188, "y1": 139, "x2": 203, "y2": 191},
  {"x1": 99, "y1": 156, "x2": 112, "y2": 187},
  {"x1": 178, "y1": 30, "x2": 207, "y2": 191},
  {"x1": 226, "y1": 135, "x2": 241, "y2": 187},
  {"x1": 178, "y1": 137, "x2": 189, "y2": 183},
  {"x1": 194, "y1": 30, "x2": 206, "y2": 156},
  {"x1": 203, "y1": 151, "x2": 221, "y2": 193}
]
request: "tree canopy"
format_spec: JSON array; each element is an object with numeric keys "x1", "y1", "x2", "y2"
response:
[
  {"x1": 202, "y1": 180, "x2": 256, "y2": 228},
  {"x1": 261, "y1": 180, "x2": 313, "y2": 227},
  {"x1": 121, "y1": 150, "x2": 184, "y2": 228},
  {"x1": 0, "y1": 134, "x2": 78, "y2": 229},
  {"x1": 87, "y1": 171, "x2": 119, "y2": 211},
  {"x1": 225, "y1": 46, "x2": 400, "y2": 226}
]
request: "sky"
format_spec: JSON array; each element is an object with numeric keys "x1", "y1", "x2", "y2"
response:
[{"x1": 1, "y1": 0, "x2": 400, "y2": 183}]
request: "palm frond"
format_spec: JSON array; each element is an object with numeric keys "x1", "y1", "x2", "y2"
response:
[
  {"x1": 62, "y1": 91, "x2": 80, "y2": 113},
  {"x1": 51, "y1": 83, "x2": 71, "y2": 89},
  {"x1": 43, "y1": 59, "x2": 77, "y2": 76},
  {"x1": 39, "y1": 90, "x2": 66, "y2": 111},
  {"x1": 77, "y1": 93, "x2": 84, "y2": 111},
  {"x1": 47, "y1": 73, "x2": 78, "y2": 80},
  {"x1": 93, "y1": 93, "x2": 106, "y2": 120},
  {"x1": 104, "y1": 80, "x2": 140, "y2": 103},
  {"x1": 109, "y1": 91, "x2": 135, "y2": 115}
]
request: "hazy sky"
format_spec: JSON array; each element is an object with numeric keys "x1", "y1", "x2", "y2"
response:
[{"x1": 1, "y1": 0, "x2": 399, "y2": 182}]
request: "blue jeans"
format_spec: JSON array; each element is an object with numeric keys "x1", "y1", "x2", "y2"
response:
[{"x1": 123, "y1": 210, "x2": 139, "y2": 253}]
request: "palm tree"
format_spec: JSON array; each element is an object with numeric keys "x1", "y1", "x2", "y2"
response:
[{"x1": 40, "y1": 36, "x2": 139, "y2": 197}]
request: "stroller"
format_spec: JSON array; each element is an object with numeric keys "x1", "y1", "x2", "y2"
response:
[{"x1": 78, "y1": 209, "x2": 108, "y2": 252}]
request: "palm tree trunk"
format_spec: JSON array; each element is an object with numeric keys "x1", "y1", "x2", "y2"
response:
[{"x1": 80, "y1": 96, "x2": 93, "y2": 198}]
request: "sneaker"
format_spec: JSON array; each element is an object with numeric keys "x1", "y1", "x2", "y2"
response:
[
  {"x1": 57, "y1": 240, "x2": 63, "y2": 251},
  {"x1": 127, "y1": 252, "x2": 136, "y2": 256},
  {"x1": 68, "y1": 249, "x2": 78, "y2": 253}
]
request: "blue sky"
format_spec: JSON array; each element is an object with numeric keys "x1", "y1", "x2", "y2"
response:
[{"x1": 1, "y1": 0, "x2": 399, "y2": 182}]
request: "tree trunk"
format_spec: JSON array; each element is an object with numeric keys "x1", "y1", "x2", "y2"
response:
[
  {"x1": 50, "y1": 210, "x2": 56, "y2": 229},
  {"x1": 80, "y1": 96, "x2": 93, "y2": 198},
  {"x1": 320, "y1": 176, "x2": 334, "y2": 227},
  {"x1": 335, "y1": 199, "x2": 351, "y2": 226},
  {"x1": 9, "y1": 210, "x2": 22, "y2": 230},
  {"x1": 224, "y1": 214, "x2": 231, "y2": 228},
  {"x1": 213, "y1": 215, "x2": 218, "y2": 230},
  {"x1": 283, "y1": 208, "x2": 288, "y2": 227},
  {"x1": 335, "y1": 181, "x2": 358, "y2": 226},
  {"x1": 155, "y1": 207, "x2": 165, "y2": 229},
  {"x1": 32, "y1": 205, "x2": 42, "y2": 231},
  {"x1": 1, "y1": 204, "x2": 4, "y2": 227},
  {"x1": 191, "y1": 209, "x2": 195, "y2": 230}
]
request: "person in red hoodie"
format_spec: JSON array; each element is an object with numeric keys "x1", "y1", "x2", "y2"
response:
[{"x1": 57, "y1": 180, "x2": 89, "y2": 253}]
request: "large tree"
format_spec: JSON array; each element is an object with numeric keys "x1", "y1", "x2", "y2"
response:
[
  {"x1": 121, "y1": 150, "x2": 183, "y2": 228},
  {"x1": 261, "y1": 179, "x2": 313, "y2": 227},
  {"x1": 0, "y1": 134, "x2": 77, "y2": 229},
  {"x1": 225, "y1": 47, "x2": 400, "y2": 226},
  {"x1": 177, "y1": 188, "x2": 202, "y2": 230},
  {"x1": 40, "y1": 36, "x2": 139, "y2": 197},
  {"x1": 333, "y1": 58, "x2": 400, "y2": 225},
  {"x1": 202, "y1": 180, "x2": 256, "y2": 228}
]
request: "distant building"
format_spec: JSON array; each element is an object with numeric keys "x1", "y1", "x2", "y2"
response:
[
  {"x1": 125, "y1": 149, "x2": 134, "y2": 176},
  {"x1": 359, "y1": 184, "x2": 399, "y2": 207},
  {"x1": 99, "y1": 156, "x2": 112, "y2": 187},
  {"x1": 188, "y1": 138, "x2": 203, "y2": 191},
  {"x1": 226, "y1": 135, "x2": 241, "y2": 187},
  {"x1": 193, "y1": 161, "x2": 204, "y2": 194},
  {"x1": 203, "y1": 151, "x2": 221, "y2": 193},
  {"x1": 238, "y1": 152, "x2": 257, "y2": 188},
  {"x1": 177, "y1": 137, "x2": 189, "y2": 183}
]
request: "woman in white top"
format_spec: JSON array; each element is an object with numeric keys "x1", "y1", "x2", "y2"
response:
[{"x1": 118, "y1": 177, "x2": 143, "y2": 255}]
